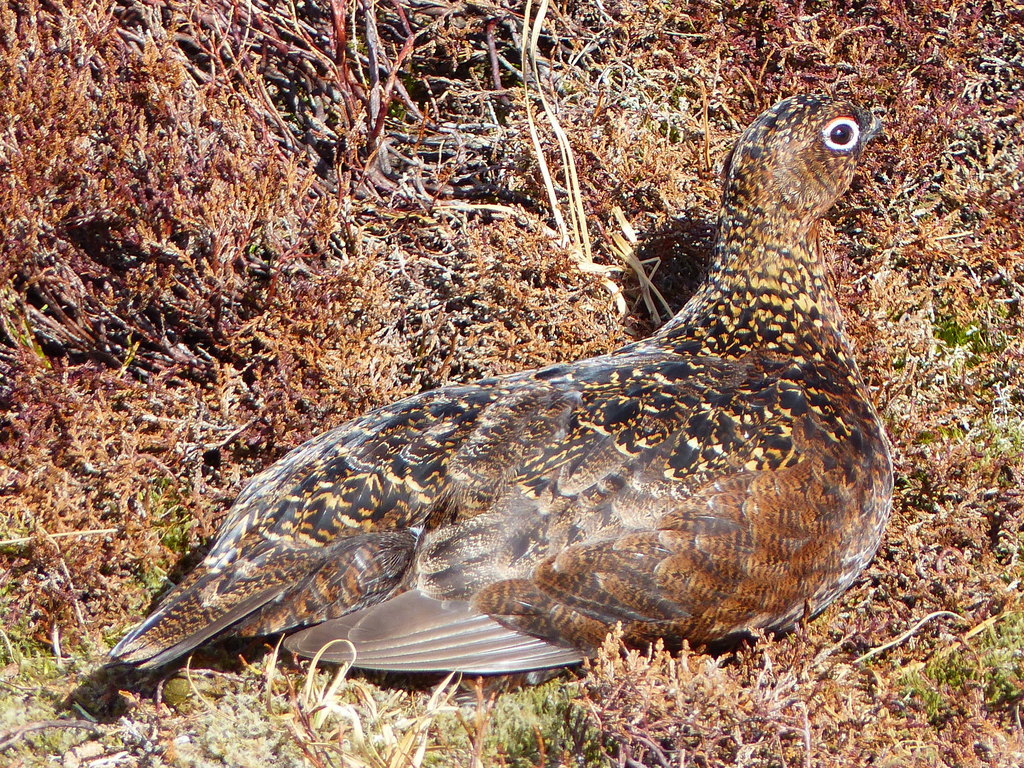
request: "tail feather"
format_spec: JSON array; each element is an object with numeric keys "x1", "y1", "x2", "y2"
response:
[
  {"x1": 109, "y1": 547, "x2": 315, "y2": 667},
  {"x1": 110, "y1": 532, "x2": 418, "y2": 668},
  {"x1": 110, "y1": 577, "x2": 283, "y2": 668}
]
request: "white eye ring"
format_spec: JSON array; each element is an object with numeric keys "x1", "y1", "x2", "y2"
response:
[{"x1": 822, "y1": 117, "x2": 860, "y2": 151}]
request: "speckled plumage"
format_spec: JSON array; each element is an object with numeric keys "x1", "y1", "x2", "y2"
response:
[{"x1": 111, "y1": 94, "x2": 893, "y2": 673}]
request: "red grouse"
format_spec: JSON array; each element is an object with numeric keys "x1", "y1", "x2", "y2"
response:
[{"x1": 112, "y1": 94, "x2": 893, "y2": 673}]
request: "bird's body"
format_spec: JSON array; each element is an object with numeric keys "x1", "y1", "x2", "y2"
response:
[{"x1": 112, "y1": 94, "x2": 893, "y2": 673}]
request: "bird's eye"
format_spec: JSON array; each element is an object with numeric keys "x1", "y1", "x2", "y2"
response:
[{"x1": 822, "y1": 117, "x2": 860, "y2": 151}]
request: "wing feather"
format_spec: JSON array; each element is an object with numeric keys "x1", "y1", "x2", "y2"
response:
[{"x1": 284, "y1": 590, "x2": 583, "y2": 673}]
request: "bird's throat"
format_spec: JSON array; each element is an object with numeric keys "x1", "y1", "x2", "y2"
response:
[{"x1": 655, "y1": 218, "x2": 851, "y2": 362}]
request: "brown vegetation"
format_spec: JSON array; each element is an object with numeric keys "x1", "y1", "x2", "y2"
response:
[{"x1": 0, "y1": 0, "x2": 1021, "y2": 765}]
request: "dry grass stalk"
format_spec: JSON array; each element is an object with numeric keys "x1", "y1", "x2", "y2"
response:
[{"x1": 522, "y1": 0, "x2": 628, "y2": 315}]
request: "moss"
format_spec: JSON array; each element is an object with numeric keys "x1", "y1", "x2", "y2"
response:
[
  {"x1": 0, "y1": 657, "x2": 93, "y2": 765},
  {"x1": 149, "y1": 483, "x2": 195, "y2": 559},
  {"x1": 167, "y1": 687, "x2": 308, "y2": 768},
  {"x1": 984, "y1": 417, "x2": 1024, "y2": 462},
  {"x1": 482, "y1": 680, "x2": 603, "y2": 767},
  {"x1": 903, "y1": 613, "x2": 1024, "y2": 726},
  {"x1": 933, "y1": 316, "x2": 999, "y2": 367},
  {"x1": 0, "y1": 287, "x2": 49, "y2": 366},
  {"x1": 0, "y1": 588, "x2": 50, "y2": 663}
]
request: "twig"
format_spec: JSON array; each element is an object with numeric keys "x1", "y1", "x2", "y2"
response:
[
  {"x1": 700, "y1": 80, "x2": 711, "y2": 172},
  {"x1": 485, "y1": 18, "x2": 510, "y2": 108},
  {"x1": 330, "y1": 0, "x2": 349, "y2": 67},
  {"x1": 361, "y1": 0, "x2": 383, "y2": 134},
  {"x1": 386, "y1": 0, "x2": 412, "y2": 35},
  {"x1": 528, "y1": 0, "x2": 592, "y2": 262},
  {"x1": 799, "y1": 701, "x2": 812, "y2": 768},
  {"x1": 607, "y1": 206, "x2": 670, "y2": 320},
  {"x1": 0, "y1": 528, "x2": 119, "y2": 548},
  {"x1": 520, "y1": 0, "x2": 626, "y2": 316},
  {"x1": 854, "y1": 611, "x2": 965, "y2": 664},
  {"x1": 0, "y1": 720, "x2": 100, "y2": 752},
  {"x1": 959, "y1": 609, "x2": 1023, "y2": 642},
  {"x1": 521, "y1": 0, "x2": 568, "y2": 246},
  {"x1": 368, "y1": 32, "x2": 419, "y2": 149},
  {"x1": 329, "y1": 0, "x2": 358, "y2": 127},
  {"x1": 51, "y1": 625, "x2": 64, "y2": 669}
]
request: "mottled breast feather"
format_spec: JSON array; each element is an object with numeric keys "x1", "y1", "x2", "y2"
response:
[{"x1": 111, "y1": 94, "x2": 893, "y2": 674}]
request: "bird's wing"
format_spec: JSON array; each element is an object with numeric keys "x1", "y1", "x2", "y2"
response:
[
  {"x1": 111, "y1": 530, "x2": 421, "y2": 666},
  {"x1": 110, "y1": 357, "x2": 637, "y2": 667},
  {"x1": 277, "y1": 354, "x2": 795, "y2": 672}
]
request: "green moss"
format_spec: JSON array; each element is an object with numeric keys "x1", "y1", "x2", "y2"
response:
[
  {"x1": 145, "y1": 481, "x2": 194, "y2": 555},
  {"x1": 976, "y1": 614, "x2": 1024, "y2": 710},
  {"x1": 0, "y1": 286, "x2": 50, "y2": 365},
  {"x1": 0, "y1": 589, "x2": 50, "y2": 664},
  {"x1": 0, "y1": 656, "x2": 92, "y2": 766},
  {"x1": 169, "y1": 687, "x2": 309, "y2": 768},
  {"x1": 933, "y1": 315, "x2": 1003, "y2": 370},
  {"x1": 483, "y1": 680, "x2": 604, "y2": 768},
  {"x1": 984, "y1": 417, "x2": 1024, "y2": 462},
  {"x1": 935, "y1": 424, "x2": 967, "y2": 442},
  {"x1": 902, "y1": 613, "x2": 1024, "y2": 725},
  {"x1": 130, "y1": 481, "x2": 196, "y2": 599}
]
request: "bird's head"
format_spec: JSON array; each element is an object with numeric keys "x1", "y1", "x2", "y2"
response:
[{"x1": 721, "y1": 95, "x2": 881, "y2": 233}]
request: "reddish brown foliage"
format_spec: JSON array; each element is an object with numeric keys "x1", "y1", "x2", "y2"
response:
[{"x1": 1, "y1": 0, "x2": 1022, "y2": 764}]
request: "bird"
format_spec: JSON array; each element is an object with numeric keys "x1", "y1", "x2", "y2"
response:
[{"x1": 110, "y1": 94, "x2": 893, "y2": 674}]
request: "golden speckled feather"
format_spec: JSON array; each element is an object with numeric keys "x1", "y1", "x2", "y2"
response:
[{"x1": 111, "y1": 94, "x2": 893, "y2": 673}]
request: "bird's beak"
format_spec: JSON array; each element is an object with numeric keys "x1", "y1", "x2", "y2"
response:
[{"x1": 864, "y1": 113, "x2": 883, "y2": 143}]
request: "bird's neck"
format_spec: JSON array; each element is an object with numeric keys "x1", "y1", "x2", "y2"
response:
[{"x1": 653, "y1": 209, "x2": 854, "y2": 364}]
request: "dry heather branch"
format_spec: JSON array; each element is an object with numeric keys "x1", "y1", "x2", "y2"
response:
[
  {"x1": 0, "y1": 720, "x2": 102, "y2": 752},
  {"x1": 607, "y1": 206, "x2": 672, "y2": 322},
  {"x1": 112, "y1": 0, "x2": 522, "y2": 205},
  {"x1": 854, "y1": 610, "x2": 967, "y2": 665},
  {"x1": 3, "y1": 0, "x2": 667, "y2": 380},
  {"x1": 0, "y1": 528, "x2": 119, "y2": 547}
]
